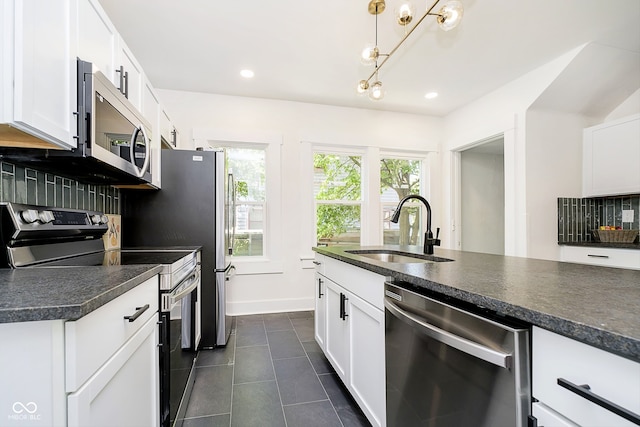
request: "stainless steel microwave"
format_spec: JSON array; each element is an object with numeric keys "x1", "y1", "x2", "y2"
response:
[{"x1": 0, "y1": 59, "x2": 154, "y2": 186}]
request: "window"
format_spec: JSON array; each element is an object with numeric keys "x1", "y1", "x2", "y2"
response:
[
  {"x1": 209, "y1": 146, "x2": 266, "y2": 257},
  {"x1": 314, "y1": 152, "x2": 362, "y2": 246},
  {"x1": 380, "y1": 157, "x2": 423, "y2": 245},
  {"x1": 225, "y1": 147, "x2": 265, "y2": 256}
]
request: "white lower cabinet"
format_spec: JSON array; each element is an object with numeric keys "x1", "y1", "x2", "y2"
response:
[
  {"x1": 324, "y1": 278, "x2": 350, "y2": 380},
  {"x1": 346, "y1": 291, "x2": 385, "y2": 427},
  {"x1": 314, "y1": 253, "x2": 386, "y2": 427},
  {"x1": 560, "y1": 246, "x2": 640, "y2": 270},
  {"x1": 532, "y1": 326, "x2": 640, "y2": 427},
  {"x1": 314, "y1": 271, "x2": 327, "y2": 350},
  {"x1": 0, "y1": 275, "x2": 159, "y2": 427},
  {"x1": 532, "y1": 402, "x2": 579, "y2": 427},
  {"x1": 67, "y1": 314, "x2": 158, "y2": 427}
]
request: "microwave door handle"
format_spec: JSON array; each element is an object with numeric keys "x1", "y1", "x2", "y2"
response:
[
  {"x1": 139, "y1": 124, "x2": 151, "y2": 176},
  {"x1": 129, "y1": 125, "x2": 151, "y2": 178}
]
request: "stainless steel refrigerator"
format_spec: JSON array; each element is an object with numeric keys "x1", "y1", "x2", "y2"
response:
[{"x1": 122, "y1": 149, "x2": 234, "y2": 348}]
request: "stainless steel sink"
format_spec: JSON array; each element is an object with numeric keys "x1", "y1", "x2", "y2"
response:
[{"x1": 346, "y1": 250, "x2": 453, "y2": 264}]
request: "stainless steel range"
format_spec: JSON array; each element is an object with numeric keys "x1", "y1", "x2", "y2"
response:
[{"x1": 0, "y1": 202, "x2": 200, "y2": 427}]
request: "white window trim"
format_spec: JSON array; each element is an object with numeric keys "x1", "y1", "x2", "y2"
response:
[
  {"x1": 193, "y1": 128, "x2": 283, "y2": 275},
  {"x1": 301, "y1": 141, "x2": 434, "y2": 266}
]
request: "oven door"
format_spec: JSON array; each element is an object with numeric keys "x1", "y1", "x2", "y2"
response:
[{"x1": 161, "y1": 267, "x2": 200, "y2": 427}]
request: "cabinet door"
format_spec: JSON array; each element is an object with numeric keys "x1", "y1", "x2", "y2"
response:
[
  {"x1": 118, "y1": 39, "x2": 143, "y2": 109},
  {"x1": 67, "y1": 315, "x2": 159, "y2": 427},
  {"x1": 160, "y1": 107, "x2": 179, "y2": 148},
  {"x1": 77, "y1": 0, "x2": 118, "y2": 84},
  {"x1": 12, "y1": 0, "x2": 76, "y2": 149},
  {"x1": 324, "y1": 278, "x2": 349, "y2": 381},
  {"x1": 348, "y1": 293, "x2": 386, "y2": 427},
  {"x1": 533, "y1": 327, "x2": 640, "y2": 427},
  {"x1": 314, "y1": 272, "x2": 327, "y2": 350},
  {"x1": 583, "y1": 115, "x2": 640, "y2": 197},
  {"x1": 142, "y1": 79, "x2": 161, "y2": 187},
  {"x1": 532, "y1": 402, "x2": 580, "y2": 427}
]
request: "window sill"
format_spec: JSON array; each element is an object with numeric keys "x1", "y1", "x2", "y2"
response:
[{"x1": 231, "y1": 257, "x2": 284, "y2": 275}]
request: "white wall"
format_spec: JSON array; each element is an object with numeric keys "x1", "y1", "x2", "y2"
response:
[
  {"x1": 605, "y1": 89, "x2": 640, "y2": 122},
  {"x1": 525, "y1": 109, "x2": 588, "y2": 260},
  {"x1": 460, "y1": 148, "x2": 505, "y2": 255},
  {"x1": 157, "y1": 90, "x2": 442, "y2": 314},
  {"x1": 441, "y1": 45, "x2": 585, "y2": 257}
]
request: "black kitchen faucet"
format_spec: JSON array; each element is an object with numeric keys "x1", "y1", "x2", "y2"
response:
[{"x1": 390, "y1": 194, "x2": 441, "y2": 255}]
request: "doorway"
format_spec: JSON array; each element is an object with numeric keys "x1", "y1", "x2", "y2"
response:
[{"x1": 460, "y1": 136, "x2": 505, "y2": 255}]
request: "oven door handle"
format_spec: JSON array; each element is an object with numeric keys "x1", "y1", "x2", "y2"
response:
[
  {"x1": 384, "y1": 298, "x2": 512, "y2": 369},
  {"x1": 170, "y1": 269, "x2": 200, "y2": 303}
]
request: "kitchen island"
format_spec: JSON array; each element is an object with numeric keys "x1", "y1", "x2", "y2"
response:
[
  {"x1": 313, "y1": 245, "x2": 640, "y2": 427},
  {"x1": 313, "y1": 245, "x2": 640, "y2": 362}
]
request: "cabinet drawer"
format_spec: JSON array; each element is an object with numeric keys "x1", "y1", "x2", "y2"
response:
[
  {"x1": 314, "y1": 253, "x2": 326, "y2": 276},
  {"x1": 532, "y1": 402, "x2": 579, "y2": 427},
  {"x1": 322, "y1": 256, "x2": 385, "y2": 310},
  {"x1": 532, "y1": 327, "x2": 640, "y2": 427},
  {"x1": 65, "y1": 275, "x2": 159, "y2": 391},
  {"x1": 561, "y1": 246, "x2": 640, "y2": 270}
]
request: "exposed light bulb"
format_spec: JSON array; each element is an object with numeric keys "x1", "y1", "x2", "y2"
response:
[
  {"x1": 437, "y1": 0, "x2": 464, "y2": 31},
  {"x1": 369, "y1": 81, "x2": 385, "y2": 101},
  {"x1": 396, "y1": 2, "x2": 414, "y2": 26},
  {"x1": 361, "y1": 44, "x2": 379, "y2": 65},
  {"x1": 357, "y1": 80, "x2": 370, "y2": 95},
  {"x1": 424, "y1": 92, "x2": 438, "y2": 99},
  {"x1": 240, "y1": 69, "x2": 254, "y2": 78}
]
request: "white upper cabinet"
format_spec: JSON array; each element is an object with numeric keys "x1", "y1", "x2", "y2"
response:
[
  {"x1": 118, "y1": 39, "x2": 143, "y2": 110},
  {"x1": 0, "y1": 0, "x2": 77, "y2": 149},
  {"x1": 583, "y1": 114, "x2": 640, "y2": 197},
  {"x1": 76, "y1": 0, "x2": 118, "y2": 84},
  {"x1": 142, "y1": 78, "x2": 161, "y2": 188},
  {"x1": 160, "y1": 106, "x2": 179, "y2": 149},
  {"x1": 77, "y1": 0, "x2": 143, "y2": 110}
]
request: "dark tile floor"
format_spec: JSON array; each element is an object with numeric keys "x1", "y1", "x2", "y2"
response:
[{"x1": 181, "y1": 311, "x2": 372, "y2": 427}]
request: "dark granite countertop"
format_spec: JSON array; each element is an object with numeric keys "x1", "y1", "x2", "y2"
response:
[
  {"x1": 313, "y1": 245, "x2": 640, "y2": 362},
  {"x1": 559, "y1": 241, "x2": 640, "y2": 250},
  {"x1": 0, "y1": 265, "x2": 163, "y2": 323}
]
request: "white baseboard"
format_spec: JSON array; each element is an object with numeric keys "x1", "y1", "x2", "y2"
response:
[{"x1": 227, "y1": 297, "x2": 314, "y2": 316}]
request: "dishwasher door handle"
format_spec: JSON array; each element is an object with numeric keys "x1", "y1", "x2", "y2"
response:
[{"x1": 384, "y1": 298, "x2": 512, "y2": 369}]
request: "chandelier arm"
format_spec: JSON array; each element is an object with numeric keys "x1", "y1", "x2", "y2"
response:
[{"x1": 364, "y1": 0, "x2": 443, "y2": 84}]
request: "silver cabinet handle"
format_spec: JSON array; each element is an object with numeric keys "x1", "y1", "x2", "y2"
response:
[
  {"x1": 384, "y1": 298, "x2": 512, "y2": 369},
  {"x1": 313, "y1": 261, "x2": 322, "y2": 265},
  {"x1": 587, "y1": 254, "x2": 609, "y2": 258}
]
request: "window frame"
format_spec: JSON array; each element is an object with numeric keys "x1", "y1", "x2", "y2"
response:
[
  {"x1": 301, "y1": 142, "x2": 433, "y2": 259},
  {"x1": 193, "y1": 128, "x2": 283, "y2": 275},
  {"x1": 313, "y1": 147, "x2": 365, "y2": 248},
  {"x1": 379, "y1": 152, "x2": 430, "y2": 245}
]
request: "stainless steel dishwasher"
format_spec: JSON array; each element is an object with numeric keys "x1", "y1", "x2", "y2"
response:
[{"x1": 384, "y1": 282, "x2": 530, "y2": 427}]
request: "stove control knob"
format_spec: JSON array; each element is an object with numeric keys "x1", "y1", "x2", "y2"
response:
[
  {"x1": 20, "y1": 209, "x2": 39, "y2": 224},
  {"x1": 91, "y1": 214, "x2": 109, "y2": 225},
  {"x1": 39, "y1": 210, "x2": 55, "y2": 223}
]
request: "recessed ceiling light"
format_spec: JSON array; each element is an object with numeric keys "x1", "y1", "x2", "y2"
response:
[
  {"x1": 240, "y1": 69, "x2": 254, "y2": 79},
  {"x1": 424, "y1": 92, "x2": 438, "y2": 99}
]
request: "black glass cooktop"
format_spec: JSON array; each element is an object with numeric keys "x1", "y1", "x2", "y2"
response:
[{"x1": 38, "y1": 250, "x2": 195, "y2": 267}]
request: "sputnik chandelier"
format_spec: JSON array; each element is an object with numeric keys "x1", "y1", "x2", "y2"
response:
[{"x1": 357, "y1": 0, "x2": 464, "y2": 101}]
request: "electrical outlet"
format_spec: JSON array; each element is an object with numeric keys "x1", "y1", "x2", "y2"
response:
[{"x1": 622, "y1": 209, "x2": 634, "y2": 223}]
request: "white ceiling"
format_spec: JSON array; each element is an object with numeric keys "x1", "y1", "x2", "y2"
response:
[{"x1": 98, "y1": 0, "x2": 640, "y2": 117}]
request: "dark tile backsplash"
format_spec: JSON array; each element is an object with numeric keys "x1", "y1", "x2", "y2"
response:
[
  {"x1": 0, "y1": 161, "x2": 120, "y2": 214},
  {"x1": 558, "y1": 195, "x2": 640, "y2": 242}
]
